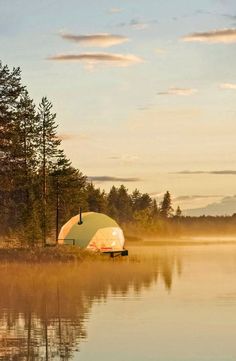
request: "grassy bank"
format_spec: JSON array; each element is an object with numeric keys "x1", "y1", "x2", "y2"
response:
[{"x1": 0, "y1": 245, "x2": 100, "y2": 263}]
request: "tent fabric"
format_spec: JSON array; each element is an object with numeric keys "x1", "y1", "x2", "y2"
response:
[
  {"x1": 58, "y1": 212, "x2": 93, "y2": 246},
  {"x1": 58, "y1": 213, "x2": 93, "y2": 244},
  {"x1": 87, "y1": 227, "x2": 125, "y2": 252},
  {"x1": 58, "y1": 212, "x2": 125, "y2": 251}
]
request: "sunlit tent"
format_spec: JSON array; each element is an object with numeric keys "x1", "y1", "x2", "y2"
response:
[{"x1": 58, "y1": 212, "x2": 127, "y2": 254}]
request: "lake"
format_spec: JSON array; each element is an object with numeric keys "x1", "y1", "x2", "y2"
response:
[{"x1": 0, "y1": 241, "x2": 236, "y2": 360}]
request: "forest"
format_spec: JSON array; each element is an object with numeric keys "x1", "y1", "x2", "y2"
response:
[{"x1": 1, "y1": 60, "x2": 236, "y2": 246}]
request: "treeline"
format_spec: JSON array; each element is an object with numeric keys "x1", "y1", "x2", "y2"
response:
[
  {"x1": 0, "y1": 60, "x2": 176, "y2": 245},
  {"x1": 0, "y1": 61, "x2": 86, "y2": 244}
]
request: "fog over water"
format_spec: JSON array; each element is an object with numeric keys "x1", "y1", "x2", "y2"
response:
[{"x1": 1, "y1": 241, "x2": 236, "y2": 361}]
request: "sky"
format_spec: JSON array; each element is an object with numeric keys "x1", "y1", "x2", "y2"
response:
[{"x1": 1, "y1": 0, "x2": 236, "y2": 215}]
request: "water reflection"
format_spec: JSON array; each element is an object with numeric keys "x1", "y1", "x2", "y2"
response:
[{"x1": 0, "y1": 250, "x2": 180, "y2": 360}]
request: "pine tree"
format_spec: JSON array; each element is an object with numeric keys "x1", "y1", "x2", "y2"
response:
[
  {"x1": 0, "y1": 63, "x2": 22, "y2": 175},
  {"x1": 132, "y1": 189, "x2": 152, "y2": 212},
  {"x1": 175, "y1": 206, "x2": 182, "y2": 218},
  {"x1": 49, "y1": 150, "x2": 87, "y2": 242},
  {"x1": 37, "y1": 97, "x2": 61, "y2": 245},
  {"x1": 151, "y1": 199, "x2": 159, "y2": 218},
  {"x1": 14, "y1": 90, "x2": 43, "y2": 244},
  {"x1": 0, "y1": 62, "x2": 23, "y2": 167},
  {"x1": 116, "y1": 185, "x2": 133, "y2": 223},
  {"x1": 139, "y1": 193, "x2": 152, "y2": 210},
  {"x1": 0, "y1": 61, "x2": 25, "y2": 237},
  {"x1": 131, "y1": 189, "x2": 142, "y2": 212},
  {"x1": 86, "y1": 182, "x2": 107, "y2": 213},
  {"x1": 0, "y1": 62, "x2": 42, "y2": 242},
  {"x1": 17, "y1": 90, "x2": 38, "y2": 174},
  {"x1": 160, "y1": 191, "x2": 173, "y2": 218},
  {"x1": 107, "y1": 186, "x2": 119, "y2": 220}
]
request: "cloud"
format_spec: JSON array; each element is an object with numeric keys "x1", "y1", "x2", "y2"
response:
[
  {"x1": 182, "y1": 28, "x2": 236, "y2": 43},
  {"x1": 220, "y1": 83, "x2": 236, "y2": 90},
  {"x1": 129, "y1": 19, "x2": 149, "y2": 30},
  {"x1": 173, "y1": 194, "x2": 225, "y2": 212},
  {"x1": 88, "y1": 176, "x2": 140, "y2": 182},
  {"x1": 194, "y1": 9, "x2": 236, "y2": 21},
  {"x1": 108, "y1": 8, "x2": 123, "y2": 14},
  {"x1": 175, "y1": 170, "x2": 236, "y2": 175},
  {"x1": 210, "y1": 171, "x2": 236, "y2": 175},
  {"x1": 117, "y1": 18, "x2": 157, "y2": 30},
  {"x1": 60, "y1": 33, "x2": 129, "y2": 47},
  {"x1": 220, "y1": 13, "x2": 236, "y2": 20},
  {"x1": 48, "y1": 53, "x2": 143, "y2": 68},
  {"x1": 174, "y1": 195, "x2": 223, "y2": 201},
  {"x1": 157, "y1": 87, "x2": 198, "y2": 96},
  {"x1": 108, "y1": 154, "x2": 140, "y2": 164},
  {"x1": 149, "y1": 193, "x2": 223, "y2": 206},
  {"x1": 185, "y1": 195, "x2": 236, "y2": 216},
  {"x1": 149, "y1": 191, "x2": 165, "y2": 198},
  {"x1": 175, "y1": 170, "x2": 207, "y2": 174}
]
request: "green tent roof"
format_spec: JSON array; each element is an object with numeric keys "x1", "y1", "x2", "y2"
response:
[{"x1": 59, "y1": 212, "x2": 119, "y2": 247}]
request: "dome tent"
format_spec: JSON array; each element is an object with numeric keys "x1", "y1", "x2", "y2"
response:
[{"x1": 58, "y1": 212, "x2": 127, "y2": 255}]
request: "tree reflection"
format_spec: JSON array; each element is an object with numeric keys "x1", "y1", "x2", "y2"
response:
[{"x1": 0, "y1": 251, "x2": 181, "y2": 360}]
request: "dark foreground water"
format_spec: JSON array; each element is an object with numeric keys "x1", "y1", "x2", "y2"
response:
[{"x1": 0, "y1": 242, "x2": 236, "y2": 361}]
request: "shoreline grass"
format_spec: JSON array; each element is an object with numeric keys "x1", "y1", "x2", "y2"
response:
[{"x1": 0, "y1": 245, "x2": 100, "y2": 263}]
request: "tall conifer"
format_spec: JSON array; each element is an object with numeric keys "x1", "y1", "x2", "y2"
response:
[{"x1": 38, "y1": 97, "x2": 61, "y2": 245}]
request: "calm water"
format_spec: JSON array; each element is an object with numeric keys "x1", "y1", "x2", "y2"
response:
[{"x1": 1, "y1": 242, "x2": 236, "y2": 360}]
